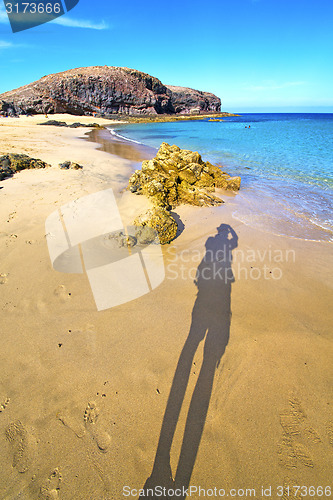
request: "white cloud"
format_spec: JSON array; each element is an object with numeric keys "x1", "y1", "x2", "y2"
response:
[
  {"x1": 0, "y1": 5, "x2": 8, "y2": 23},
  {"x1": 0, "y1": 40, "x2": 30, "y2": 50},
  {"x1": 51, "y1": 17, "x2": 109, "y2": 30},
  {"x1": 0, "y1": 40, "x2": 13, "y2": 48},
  {"x1": 243, "y1": 81, "x2": 307, "y2": 92}
]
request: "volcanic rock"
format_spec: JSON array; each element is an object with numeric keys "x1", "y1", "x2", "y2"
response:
[
  {"x1": 0, "y1": 154, "x2": 50, "y2": 180},
  {"x1": 39, "y1": 120, "x2": 103, "y2": 128},
  {"x1": 133, "y1": 207, "x2": 178, "y2": 245},
  {"x1": 59, "y1": 161, "x2": 83, "y2": 170},
  {"x1": 128, "y1": 142, "x2": 241, "y2": 209},
  {"x1": 0, "y1": 66, "x2": 221, "y2": 116},
  {"x1": 166, "y1": 85, "x2": 221, "y2": 114}
]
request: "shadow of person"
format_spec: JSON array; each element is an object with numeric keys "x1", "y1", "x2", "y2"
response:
[{"x1": 142, "y1": 224, "x2": 238, "y2": 499}]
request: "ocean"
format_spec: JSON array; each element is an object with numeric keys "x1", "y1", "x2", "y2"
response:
[{"x1": 108, "y1": 113, "x2": 333, "y2": 242}]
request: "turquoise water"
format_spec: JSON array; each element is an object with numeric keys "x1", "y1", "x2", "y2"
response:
[{"x1": 109, "y1": 114, "x2": 333, "y2": 241}]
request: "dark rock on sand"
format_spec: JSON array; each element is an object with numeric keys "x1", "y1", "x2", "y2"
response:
[
  {"x1": 0, "y1": 154, "x2": 50, "y2": 180},
  {"x1": 39, "y1": 120, "x2": 68, "y2": 127},
  {"x1": 39, "y1": 120, "x2": 103, "y2": 128},
  {"x1": 0, "y1": 66, "x2": 221, "y2": 116},
  {"x1": 59, "y1": 161, "x2": 83, "y2": 170},
  {"x1": 69, "y1": 122, "x2": 103, "y2": 129}
]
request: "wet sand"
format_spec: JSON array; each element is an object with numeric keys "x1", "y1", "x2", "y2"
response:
[
  {"x1": 0, "y1": 115, "x2": 332, "y2": 499},
  {"x1": 87, "y1": 127, "x2": 156, "y2": 163}
]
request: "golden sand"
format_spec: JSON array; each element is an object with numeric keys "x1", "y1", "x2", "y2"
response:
[{"x1": 0, "y1": 115, "x2": 332, "y2": 499}]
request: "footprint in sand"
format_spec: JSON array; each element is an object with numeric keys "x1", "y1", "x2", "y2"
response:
[
  {"x1": 0, "y1": 397, "x2": 10, "y2": 413},
  {"x1": 38, "y1": 468, "x2": 62, "y2": 500},
  {"x1": 277, "y1": 393, "x2": 319, "y2": 470},
  {"x1": 84, "y1": 401, "x2": 111, "y2": 453},
  {"x1": 54, "y1": 285, "x2": 72, "y2": 302},
  {"x1": 4, "y1": 234, "x2": 18, "y2": 247},
  {"x1": 7, "y1": 211, "x2": 16, "y2": 222},
  {"x1": 5, "y1": 420, "x2": 36, "y2": 473},
  {"x1": 2, "y1": 301, "x2": 16, "y2": 312},
  {"x1": 57, "y1": 410, "x2": 86, "y2": 439},
  {"x1": 0, "y1": 273, "x2": 9, "y2": 285}
]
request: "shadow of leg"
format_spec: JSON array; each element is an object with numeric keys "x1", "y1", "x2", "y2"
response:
[
  {"x1": 141, "y1": 321, "x2": 206, "y2": 498},
  {"x1": 174, "y1": 355, "x2": 216, "y2": 496}
]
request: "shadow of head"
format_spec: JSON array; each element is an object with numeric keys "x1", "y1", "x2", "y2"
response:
[
  {"x1": 215, "y1": 223, "x2": 238, "y2": 243},
  {"x1": 196, "y1": 224, "x2": 238, "y2": 286},
  {"x1": 217, "y1": 222, "x2": 231, "y2": 233}
]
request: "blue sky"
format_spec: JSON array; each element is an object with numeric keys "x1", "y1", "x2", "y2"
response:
[{"x1": 0, "y1": 0, "x2": 332, "y2": 112}]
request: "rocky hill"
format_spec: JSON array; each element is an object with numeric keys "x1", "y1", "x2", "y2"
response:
[
  {"x1": 166, "y1": 85, "x2": 220, "y2": 114},
  {"x1": 0, "y1": 66, "x2": 221, "y2": 117}
]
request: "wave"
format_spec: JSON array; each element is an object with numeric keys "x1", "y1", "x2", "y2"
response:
[
  {"x1": 232, "y1": 211, "x2": 333, "y2": 243},
  {"x1": 231, "y1": 187, "x2": 333, "y2": 243},
  {"x1": 107, "y1": 128, "x2": 144, "y2": 145}
]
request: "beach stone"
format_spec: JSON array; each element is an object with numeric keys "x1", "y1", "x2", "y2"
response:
[
  {"x1": 0, "y1": 153, "x2": 49, "y2": 180},
  {"x1": 128, "y1": 142, "x2": 240, "y2": 209},
  {"x1": 86, "y1": 123, "x2": 104, "y2": 128},
  {"x1": 105, "y1": 231, "x2": 137, "y2": 248},
  {"x1": 134, "y1": 225, "x2": 159, "y2": 245},
  {"x1": 39, "y1": 120, "x2": 68, "y2": 127},
  {"x1": 39, "y1": 120, "x2": 103, "y2": 129},
  {"x1": 59, "y1": 161, "x2": 83, "y2": 170},
  {"x1": 134, "y1": 207, "x2": 177, "y2": 245},
  {"x1": 68, "y1": 122, "x2": 103, "y2": 128}
]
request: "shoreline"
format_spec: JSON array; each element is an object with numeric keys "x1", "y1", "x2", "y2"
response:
[
  {"x1": 0, "y1": 114, "x2": 332, "y2": 498},
  {"x1": 89, "y1": 119, "x2": 333, "y2": 244},
  {"x1": 86, "y1": 127, "x2": 156, "y2": 163}
]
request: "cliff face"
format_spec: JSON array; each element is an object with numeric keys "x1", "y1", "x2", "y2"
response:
[
  {"x1": 166, "y1": 85, "x2": 221, "y2": 114},
  {"x1": 0, "y1": 66, "x2": 221, "y2": 116}
]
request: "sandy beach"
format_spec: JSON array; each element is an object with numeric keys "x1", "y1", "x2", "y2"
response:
[{"x1": 0, "y1": 115, "x2": 332, "y2": 499}]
